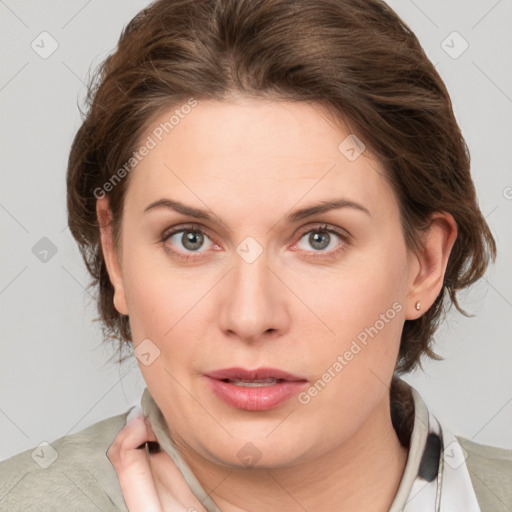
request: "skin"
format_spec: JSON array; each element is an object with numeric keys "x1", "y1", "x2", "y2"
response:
[{"x1": 101, "y1": 98, "x2": 457, "y2": 511}]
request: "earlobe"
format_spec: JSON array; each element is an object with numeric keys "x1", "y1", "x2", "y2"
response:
[
  {"x1": 96, "y1": 196, "x2": 129, "y2": 316},
  {"x1": 406, "y1": 212, "x2": 457, "y2": 320}
]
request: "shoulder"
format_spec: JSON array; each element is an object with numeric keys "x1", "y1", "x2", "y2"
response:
[
  {"x1": 456, "y1": 435, "x2": 512, "y2": 512},
  {"x1": 0, "y1": 410, "x2": 132, "y2": 512}
]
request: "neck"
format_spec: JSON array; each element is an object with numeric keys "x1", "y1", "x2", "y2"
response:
[{"x1": 175, "y1": 394, "x2": 408, "y2": 512}]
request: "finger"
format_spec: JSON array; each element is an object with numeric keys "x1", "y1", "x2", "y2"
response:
[{"x1": 107, "y1": 414, "x2": 164, "y2": 512}]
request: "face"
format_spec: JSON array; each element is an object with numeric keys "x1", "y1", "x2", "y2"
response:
[{"x1": 100, "y1": 98, "x2": 422, "y2": 468}]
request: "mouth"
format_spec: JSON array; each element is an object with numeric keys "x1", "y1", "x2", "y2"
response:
[
  {"x1": 222, "y1": 377, "x2": 286, "y2": 387},
  {"x1": 204, "y1": 367, "x2": 308, "y2": 411}
]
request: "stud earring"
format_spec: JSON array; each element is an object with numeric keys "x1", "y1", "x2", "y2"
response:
[{"x1": 415, "y1": 301, "x2": 421, "y2": 311}]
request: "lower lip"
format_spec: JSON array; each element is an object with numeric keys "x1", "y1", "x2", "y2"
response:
[{"x1": 205, "y1": 377, "x2": 308, "y2": 411}]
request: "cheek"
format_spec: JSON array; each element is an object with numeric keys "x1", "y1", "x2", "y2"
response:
[
  {"x1": 119, "y1": 242, "x2": 214, "y2": 374},
  {"x1": 295, "y1": 235, "x2": 409, "y2": 398},
  {"x1": 121, "y1": 259, "x2": 169, "y2": 341},
  {"x1": 120, "y1": 252, "x2": 204, "y2": 396},
  {"x1": 307, "y1": 239, "x2": 407, "y2": 341},
  {"x1": 290, "y1": 247, "x2": 408, "y2": 447},
  {"x1": 119, "y1": 230, "x2": 194, "y2": 337}
]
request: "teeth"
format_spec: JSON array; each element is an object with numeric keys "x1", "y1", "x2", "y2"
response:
[{"x1": 229, "y1": 378, "x2": 282, "y2": 387}]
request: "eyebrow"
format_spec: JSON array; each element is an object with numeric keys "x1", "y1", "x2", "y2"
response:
[{"x1": 143, "y1": 197, "x2": 370, "y2": 223}]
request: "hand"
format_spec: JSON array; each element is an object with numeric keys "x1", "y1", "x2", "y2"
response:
[{"x1": 107, "y1": 409, "x2": 208, "y2": 512}]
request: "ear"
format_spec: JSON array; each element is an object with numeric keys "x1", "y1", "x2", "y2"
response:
[
  {"x1": 405, "y1": 212, "x2": 457, "y2": 320},
  {"x1": 96, "y1": 196, "x2": 129, "y2": 316}
]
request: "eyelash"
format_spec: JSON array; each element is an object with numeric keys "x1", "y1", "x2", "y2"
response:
[{"x1": 160, "y1": 223, "x2": 350, "y2": 261}]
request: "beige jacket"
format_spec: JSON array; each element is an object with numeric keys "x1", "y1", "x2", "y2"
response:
[{"x1": 1, "y1": 385, "x2": 511, "y2": 511}]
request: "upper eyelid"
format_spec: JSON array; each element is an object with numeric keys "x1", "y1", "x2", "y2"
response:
[{"x1": 163, "y1": 223, "x2": 216, "y2": 241}]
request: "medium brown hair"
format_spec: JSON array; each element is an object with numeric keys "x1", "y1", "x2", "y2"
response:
[{"x1": 67, "y1": 0, "x2": 496, "y2": 385}]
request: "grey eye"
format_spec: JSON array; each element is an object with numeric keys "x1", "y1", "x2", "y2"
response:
[
  {"x1": 168, "y1": 230, "x2": 213, "y2": 252},
  {"x1": 297, "y1": 230, "x2": 341, "y2": 252}
]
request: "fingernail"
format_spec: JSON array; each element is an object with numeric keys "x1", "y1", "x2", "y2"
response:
[{"x1": 126, "y1": 405, "x2": 144, "y2": 424}]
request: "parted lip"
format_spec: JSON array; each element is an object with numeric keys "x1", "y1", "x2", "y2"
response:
[{"x1": 205, "y1": 367, "x2": 307, "y2": 382}]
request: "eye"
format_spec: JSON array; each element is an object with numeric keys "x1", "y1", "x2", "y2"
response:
[
  {"x1": 161, "y1": 223, "x2": 349, "y2": 261},
  {"x1": 161, "y1": 224, "x2": 216, "y2": 259},
  {"x1": 294, "y1": 224, "x2": 349, "y2": 258}
]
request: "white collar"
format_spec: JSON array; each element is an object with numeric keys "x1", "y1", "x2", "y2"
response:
[{"x1": 390, "y1": 383, "x2": 481, "y2": 511}]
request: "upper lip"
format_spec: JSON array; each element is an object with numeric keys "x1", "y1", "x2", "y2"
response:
[{"x1": 205, "y1": 367, "x2": 307, "y2": 382}]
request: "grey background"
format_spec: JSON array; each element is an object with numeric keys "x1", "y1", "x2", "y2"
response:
[{"x1": 0, "y1": 0, "x2": 511, "y2": 462}]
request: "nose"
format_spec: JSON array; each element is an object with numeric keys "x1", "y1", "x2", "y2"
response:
[{"x1": 217, "y1": 248, "x2": 290, "y2": 344}]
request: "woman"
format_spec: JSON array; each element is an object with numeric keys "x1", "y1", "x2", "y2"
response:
[{"x1": 1, "y1": 0, "x2": 510, "y2": 510}]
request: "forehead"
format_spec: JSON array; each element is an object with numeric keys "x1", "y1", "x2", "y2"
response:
[{"x1": 124, "y1": 99, "x2": 395, "y2": 219}]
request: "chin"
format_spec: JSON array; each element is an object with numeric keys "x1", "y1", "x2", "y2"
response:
[{"x1": 195, "y1": 429, "x2": 318, "y2": 470}]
